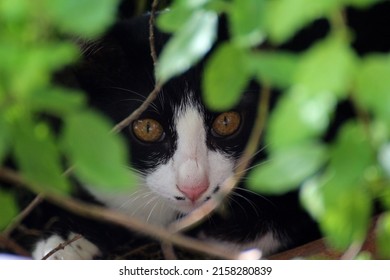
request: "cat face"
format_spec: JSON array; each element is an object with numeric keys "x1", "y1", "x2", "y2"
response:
[{"x1": 77, "y1": 19, "x2": 259, "y2": 226}]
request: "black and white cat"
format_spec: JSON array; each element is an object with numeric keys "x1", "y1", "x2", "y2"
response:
[{"x1": 31, "y1": 15, "x2": 319, "y2": 260}]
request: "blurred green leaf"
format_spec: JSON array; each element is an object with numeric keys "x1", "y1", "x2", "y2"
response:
[
  {"x1": 321, "y1": 184, "x2": 371, "y2": 250},
  {"x1": 13, "y1": 117, "x2": 70, "y2": 195},
  {"x1": 294, "y1": 37, "x2": 357, "y2": 98},
  {"x1": 376, "y1": 213, "x2": 390, "y2": 258},
  {"x1": 248, "y1": 142, "x2": 328, "y2": 194},
  {"x1": 0, "y1": 188, "x2": 19, "y2": 231},
  {"x1": 251, "y1": 51, "x2": 299, "y2": 88},
  {"x1": 27, "y1": 87, "x2": 86, "y2": 116},
  {"x1": 318, "y1": 122, "x2": 374, "y2": 250},
  {"x1": 157, "y1": 0, "x2": 217, "y2": 33},
  {"x1": 228, "y1": 0, "x2": 266, "y2": 47},
  {"x1": 0, "y1": 114, "x2": 10, "y2": 164},
  {"x1": 44, "y1": 0, "x2": 119, "y2": 38},
  {"x1": 157, "y1": 9, "x2": 193, "y2": 33},
  {"x1": 0, "y1": 42, "x2": 78, "y2": 98},
  {"x1": 329, "y1": 122, "x2": 374, "y2": 184},
  {"x1": 62, "y1": 111, "x2": 136, "y2": 191},
  {"x1": 265, "y1": 0, "x2": 341, "y2": 43},
  {"x1": 266, "y1": 87, "x2": 336, "y2": 150},
  {"x1": 0, "y1": 0, "x2": 28, "y2": 24},
  {"x1": 355, "y1": 54, "x2": 390, "y2": 126},
  {"x1": 203, "y1": 43, "x2": 252, "y2": 110},
  {"x1": 156, "y1": 10, "x2": 218, "y2": 83},
  {"x1": 157, "y1": 0, "x2": 212, "y2": 33},
  {"x1": 300, "y1": 176, "x2": 326, "y2": 220},
  {"x1": 343, "y1": 0, "x2": 381, "y2": 8}
]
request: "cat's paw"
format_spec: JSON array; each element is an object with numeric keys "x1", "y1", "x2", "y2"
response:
[{"x1": 32, "y1": 232, "x2": 100, "y2": 260}]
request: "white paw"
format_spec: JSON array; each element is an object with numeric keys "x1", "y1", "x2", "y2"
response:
[{"x1": 32, "y1": 233, "x2": 101, "y2": 260}]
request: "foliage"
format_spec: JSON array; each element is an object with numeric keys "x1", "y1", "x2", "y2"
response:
[
  {"x1": 157, "y1": 0, "x2": 390, "y2": 257},
  {"x1": 0, "y1": 0, "x2": 135, "y2": 230},
  {"x1": 0, "y1": 0, "x2": 389, "y2": 259}
]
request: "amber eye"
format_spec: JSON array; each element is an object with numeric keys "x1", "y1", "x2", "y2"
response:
[
  {"x1": 132, "y1": 118, "x2": 164, "y2": 142},
  {"x1": 212, "y1": 111, "x2": 241, "y2": 137}
]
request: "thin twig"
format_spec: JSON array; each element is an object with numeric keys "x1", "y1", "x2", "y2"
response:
[
  {"x1": 0, "y1": 234, "x2": 31, "y2": 257},
  {"x1": 169, "y1": 84, "x2": 272, "y2": 233},
  {"x1": 0, "y1": 167, "x2": 247, "y2": 259},
  {"x1": 2, "y1": 194, "x2": 44, "y2": 238},
  {"x1": 161, "y1": 242, "x2": 177, "y2": 260},
  {"x1": 111, "y1": 83, "x2": 163, "y2": 133},
  {"x1": 111, "y1": 1, "x2": 161, "y2": 134},
  {"x1": 340, "y1": 240, "x2": 364, "y2": 260},
  {"x1": 149, "y1": 0, "x2": 159, "y2": 66},
  {"x1": 41, "y1": 234, "x2": 83, "y2": 260}
]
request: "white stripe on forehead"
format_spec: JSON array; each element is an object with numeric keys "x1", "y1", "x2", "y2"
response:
[{"x1": 174, "y1": 98, "x2": 207, "y2": 159}]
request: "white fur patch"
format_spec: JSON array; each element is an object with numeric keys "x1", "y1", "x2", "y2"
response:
[{"x1": 32, "y1": 233, "x2": 100, "y2": 260}]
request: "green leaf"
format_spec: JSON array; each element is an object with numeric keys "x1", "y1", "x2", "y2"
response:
[
  {"x1": 265, "y1": 0, "x2": 341, "y2": 43},
  {"x1": 321, "y1": 184, "x2": 371, "y2": 250},
  {"x1": 266, "y1": 87, "x2": 336, "y2": 151},
  {"x1": 376, "y1": 212, "x2": 390, "y2": 259},
  {"x1": 157, "y1": 0, "x2": 214, "y2": 33},
  {"x1": 0, "y1": 188, "x2": 19, "y2": 231},
  {"x1": 248, "y1": 142, "x2": 328, "y2": 194},
  {"x1": 228, "y1": 0, "x2": 266, "y2": 47},
  {"x1": 62, "y1": 111, "x2": 136, "y2": 191},
  {"x1": 3, "y1": 42, "x2": 78, "y2": 97},
  {"x1": 0, "y1": 0, "x2": 28, "y2": 23},
  {"x1": 13, "y1": 117, "x2": 70, "y2": 195},
  {"x1": 156, "y1": 10, "x2": 218, "y2": 83},
  {"x1": 294, "y1": 37, "x2": 357, "y2": 98},
  {"x1": 300, "y1": 176, "x2": 326, "y2": 220},
  {"x1": 27, "y1": 87, "x2": 86, "y2": 116},
  {"x1": 343, "y1": 0, "x2": 380, "y2": 8},
  {"x1": 203, "y1": 43, "x2": 252, "y2": 111},
  {"x1": 0, "y1": 113, "x2": 10, "y2": 164},
  {"x1": 251, "y1": 51, "x2": 299, "y2": 88},
  {"x1": 317, "y1": 122, "x2": 374, "y2": 250},
  {"x1": 44, "y1": 0, "x2": 119, "y2": 38},
  {"x1": 355, "y1": 54, "x2": 390, "y2": 126},
  {"x1": 329, "y1": 122, "x2": 375, "y2": 184}
]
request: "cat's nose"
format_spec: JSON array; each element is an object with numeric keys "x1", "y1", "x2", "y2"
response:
[{"x1": 177, "y1": 184, "x2": 208, "y2": 202}]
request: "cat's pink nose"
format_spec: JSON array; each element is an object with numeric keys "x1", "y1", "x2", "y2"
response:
[{"x1": 178, "y1": 184, "x2": 208, "y2": 202}]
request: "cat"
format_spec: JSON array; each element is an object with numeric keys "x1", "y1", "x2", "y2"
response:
[{"x1": 30, "y1": 15, "x2": 319, "y2": 260}]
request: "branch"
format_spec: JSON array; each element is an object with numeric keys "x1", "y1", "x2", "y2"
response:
[
  {"x1": 0, "y1": 235, "x2": 30, "y2": 257},
  {"x1": 111, "y1": 1, "x2": 161, "y2": 134},
  {"x1": 41, "y1": 234, "x2": 83, "y2": 260},
  {"x1": 0, "y1": 167, "x2": 251, "y2": 259},
  {"x1": 149, "y1": 0, "x2": 159, "y2": 66},
  {"x1": 2, "y1": 194, "x2": 44, "y2": 238},
  {"x1": 111, "y1": 83, "x2": 163, "y2": 133}
]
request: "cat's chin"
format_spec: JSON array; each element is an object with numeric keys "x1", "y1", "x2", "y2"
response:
[{"x1": 172, "y1": 200, "x2": 207, "y2": 215}]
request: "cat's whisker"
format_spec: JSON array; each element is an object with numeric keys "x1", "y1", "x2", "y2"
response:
[
  {"x1": 234, "y1": 158, "x2": 273, "y2": 177},
  {"x1": 146, "y1": 199, "x2": 161, "y2": 223},
  {"x1": 226, "y1": 195, "x2": 251, "y2": 220},
  {"x1": 234, "y1": 186, "x2": 277, "y2": 209},
  {"x1": 234, "y1": 145, "x2": 269, "y2": 172},
  {"x1": 230, "y1": 192, "x2": 260, "y2": 217}
]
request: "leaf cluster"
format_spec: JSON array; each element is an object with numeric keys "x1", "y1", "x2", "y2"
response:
[
  {"x1": 156, "y1": 0, "x2": 390, "y2": 257},
  {"x1": 0, "y1": 0, "x2": 136, "y2": 233}
]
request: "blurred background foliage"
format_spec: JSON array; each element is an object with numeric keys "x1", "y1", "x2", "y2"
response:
[{"x1": 0, "y1": 0, "x2": 390, "y2": 258}]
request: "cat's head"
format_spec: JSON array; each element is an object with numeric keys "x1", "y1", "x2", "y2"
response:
[{"x1": 75, "y1": 16, "x2": 260, "y2": 224}]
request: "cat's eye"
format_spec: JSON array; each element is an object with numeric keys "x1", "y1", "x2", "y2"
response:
[
  {"x1": 212, "y1": 111, "x2": 241, "y2": 137},
  {"x1": 132, "y1": 118, "x2": 164, "y2": 142}
]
